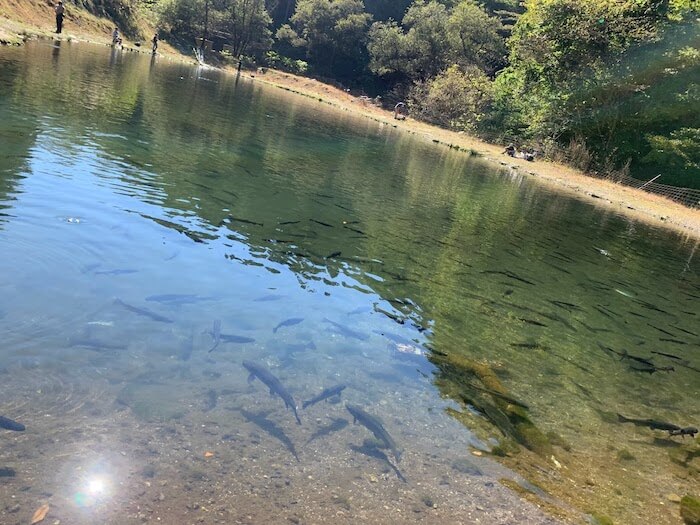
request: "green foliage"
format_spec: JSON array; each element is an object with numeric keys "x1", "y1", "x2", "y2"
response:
[
  {"x1": 447, "y1": 1, "x2": 506, "y2": 74},
  {"x1": 279, "y1": 0, "x2": 372, "y2": 78},
  {"x1": 219, "y1": 0, "x2": 272, "y2": 57},
  {"x1": 149, "y1": 0, "x2": 699, "y2": 188},
  {"x1": 367, "y1": 21, "x2": 410, "y2": 77},
  {"x1": 158, "y1": 0, "x2": 205, "y2": 41},
  {"x1": 368, "y1": 0, "x2": 505, "y2": 80},
  {"x1": 159, "y1": 0, "x2": 272, "y2": 58},
  {"x1": 489, "y1": 0, "x2": 700, "y2": 186},
  {"x1": 411, "y1": 64, "x2": 494, "y2": 132},
  {"x1": 644, "y1": 128, "x2": 700, "y2": 179},
  {"x1": 401, "y1": 0, "x2": 451, "y2": 79},
  {"x1": 265, "y1": 50, "x2": 309, "y2": 73}
]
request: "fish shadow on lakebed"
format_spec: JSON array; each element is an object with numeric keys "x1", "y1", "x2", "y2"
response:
[
  {"x1": 350, "y1": 441, "x2": 407, "y2": 483},
  {"x1": 238, "y1": 408, "x2": 300, "y2": 462}
]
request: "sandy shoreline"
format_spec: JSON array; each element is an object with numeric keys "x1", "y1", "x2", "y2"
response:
[{"x1": 1, "y1": 17, "x2": 699, "y2": 240}]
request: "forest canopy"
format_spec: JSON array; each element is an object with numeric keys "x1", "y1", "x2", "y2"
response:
[{"x1": 142, "y1": 0, "x2": 700, "y2": 187}]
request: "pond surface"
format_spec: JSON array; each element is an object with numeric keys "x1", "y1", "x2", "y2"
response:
[{"x1": 0, "y1": 41, "x2": 698, "y2": 525}]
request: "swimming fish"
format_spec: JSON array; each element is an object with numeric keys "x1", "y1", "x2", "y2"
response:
[
  {"x1": 302, "y1": 384, "x2": 347, "y2": 409},
  {"x1": 346, "y1": 404, "x2": 401, "y2": 462},
  {"x1": 145, "y1": 294, "x2": 208, "y2": 305},
  {"x1": 273, "y1": 317, "x2": 304, "y2": 333},
  {"x1": 0, "y1": 415, "x2": 25, "y2": 432},
  {"x1": 310, "y1": 219, "x2": 333, "y2": 228},
  {"x1": 243, "y1": 361, "x2": 301, "y2": 425},
  {"x1": 617, "y1": 414, "x2": 680, "y2": 432},
  {"x1": 324, "y1": 318, "x2": 369, "y2": 341},
  {"x1": 96, "y1": 269, "x2": 138, "y2": 275},
  {"x1": 114, "y1": 299, "x2": 173, "y2": 323},
  {"x1": 220, "y1": 333, "x2": 255, "y2": 344},
  {"x1": 254, "y1": 294, "x2": 285, "y2": 302},
  {"x1": 669, "y1": 427, "x2": 698, "y2": 438}
]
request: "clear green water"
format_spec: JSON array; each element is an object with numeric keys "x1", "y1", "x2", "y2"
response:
[{"x1": 0, "y1": 41, "x2": 698, "y2": 525}]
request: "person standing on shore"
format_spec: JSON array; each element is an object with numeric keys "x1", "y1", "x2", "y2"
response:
[
  {"x1": 55, "y1": 1, "x2": 65, "y2": 34},
  {"x1": 151, "y1": 32, "x2": 158, "y2": 54},
  {"x1": 112, "y1": 27, "x2": 122, "y2": 46}
]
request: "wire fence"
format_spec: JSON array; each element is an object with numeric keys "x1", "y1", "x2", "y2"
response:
[
  {"x1": 596, "y1": 171, "x2": 700, "y2": 209},
  {"x1": 352, "y1": 95, "x2": 700, "y2": 209},
  {"x1": 476, "y1": 131, "x2": 700, "y2": 210}
]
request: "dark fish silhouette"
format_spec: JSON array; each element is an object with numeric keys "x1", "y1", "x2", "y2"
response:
[
  {"x1": 347, "y1": 306, "x2": 372, "y2": 316},
  {"x1": 669, "y1": 427, "x2": 698, "y2": 438},
  {"x1": 374, "y1": 309, "x2": 405, "y2": 325},
  {"x1": 0, "y1": 415, "x2": 25, "y2": 432},
  {"x1": 145, "y1": 294, "x2": 208, "y2": 305},
  {"x1": 650, "y1": 350, "x2": 685, "y2": 361},
  {"x1": 273, "y1": 317, "x2": 304, "y2": 333},
  {"x1": 254, "y1": 294, "x2": 285, "y2": 302},
  {"x1": 617, "y1": 414, "x2": 680, "y2": 432},
  {"x1": 114, "y1": 299, "x2": 173, "y2": 323},
  {"x1": 228, "y1": 216, "x2": 263, "y2": 226},
  {"x1": 628, "y1": 362, "x2": 675, "y2": 374},
  {"x1": 481, "y1": 270, "x2": 535, "y2": 286},
  {"x1": 302, "y1": 384, "x2": 347, "y2": 409},
  {"x1": 324, "y1": 318, "x2": 369, "y2": 341},
  {"x1": 343, "y1": 226, "x2": 366, "y2": 235},
  {"x1": 310, "y1": 219, "x2": 333, "y2": 228},
  {"x1": 518, "y1": 318, "x2": 547, "y2": 327},
  {"x1": 68, "y1": 337, "x2": 128, "y2": 351},
  {"x1": 373, "y1": 330, "x2": 415, "y2": 346},
  {"x1": 619, "y1": 349, "x2": 654, "y2": 366},
  {"x1": 346, "y1": 404, "x2": 401, "y2": 462},
  {"x1": 243, "y1": 361, "x2": 301, "y2": 425},
  {"x1": 96, "y1": 269, "x2": 138, "y2": 275},
  {"x1": 220, "y1": 333, "x2": 255, "y2": 344}
]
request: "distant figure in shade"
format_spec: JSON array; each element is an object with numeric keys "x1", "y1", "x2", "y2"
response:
[
  {"x1": 112, "y1": 27, "x2": 122, "y2": 46},
  {"x1": 152, "y1": 32, "x2": 158, "y2": 54},
  {"x1": 503, "y1": 143, "x2": 516, "y2": 157},
  {"x1": 55, "y1": 1, "x2": 65, "y2": 34},
  {"x1": 394, "y1": 102, "x2": 407, "y2": 120}
]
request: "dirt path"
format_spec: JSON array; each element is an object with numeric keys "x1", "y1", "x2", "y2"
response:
[{"x1": 2, "y1": 8, "x2": 699, "y2": 240}]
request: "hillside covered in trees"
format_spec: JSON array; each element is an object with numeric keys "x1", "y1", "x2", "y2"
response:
[{"x1": 59, "y1": 0, "x2": 700, "y2": 188}]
